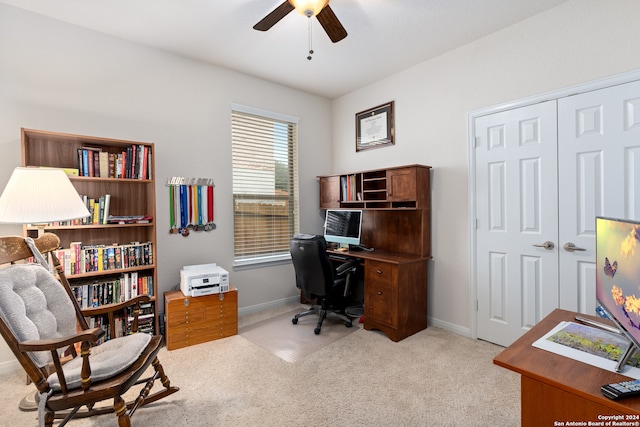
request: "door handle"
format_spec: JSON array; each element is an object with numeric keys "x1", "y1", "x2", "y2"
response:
[
  {"x1": 532, "y1": 241, "x2": 554, "y2": 250},
  {"x1": 563, "y1": 242, "x2": 586, "y2": 252}
]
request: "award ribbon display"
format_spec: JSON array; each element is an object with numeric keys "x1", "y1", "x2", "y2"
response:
[{"x1": 167, "y1": 177, "x2": 215, "y2": 237}]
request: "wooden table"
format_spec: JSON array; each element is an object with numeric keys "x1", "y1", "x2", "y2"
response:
[{"x1": 494, "y1": 308, "x2": 640, "y2": 426}]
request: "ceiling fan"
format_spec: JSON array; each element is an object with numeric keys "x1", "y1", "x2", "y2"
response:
[{"x1": 253, "y1": 0, "x2": 348, "y2": 43}]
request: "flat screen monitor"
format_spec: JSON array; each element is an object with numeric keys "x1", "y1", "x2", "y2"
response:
[
  {"x1": 596, "y1": 216, "x2": 640, "y2": 371},
  {"x1": 323, "y1": 209, "x2": 362, "y2": 247}
]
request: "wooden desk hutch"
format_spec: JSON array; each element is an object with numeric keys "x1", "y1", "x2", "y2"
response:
[{"x1": 318, "y1": 164, "x2": 431, "y2": 342}]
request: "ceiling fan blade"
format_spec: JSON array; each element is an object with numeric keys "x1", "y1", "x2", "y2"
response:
[
  {"x1": 253, "y1": 1, "x2": 295, "y2": 31},
  {"x1": 316, "y1": 5, "x2": 347, "y2": 43}
]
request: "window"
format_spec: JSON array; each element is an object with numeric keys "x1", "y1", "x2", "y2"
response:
[{"x1": 231, "y1": 104, "x2": 299, "y2": 267}]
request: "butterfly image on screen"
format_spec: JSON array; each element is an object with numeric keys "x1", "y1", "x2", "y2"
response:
[{"x1": 604, "y1": 257, "x2": 618, "y2": 278}]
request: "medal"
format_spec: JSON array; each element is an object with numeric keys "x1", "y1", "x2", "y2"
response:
[
  {"x1": 206, "y1": 182, "x2": 215, "y2": 231},
  {"x1": 169, "y1": 185, "x2": 178, "y2": 234}
]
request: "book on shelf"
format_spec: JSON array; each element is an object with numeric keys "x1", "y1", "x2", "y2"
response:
[
  {"x1": 102, "y1": 194, "x2": 111, "y2": 224},
  {"x1": 47, "y1": 250, "x2": 71, "y2": 276},
  {"x1": 350, "y1": 174, "x2": 356, "y2": 201},
  {"x1": 60, "y1": 241, "x2": 153, "y2": 275},
  {"x1": 86, "y1": 311, "x2": 143, "y2": 341},
  {"x1": 77, "y1": 194, "x2": 111, "y2": 225},
  {"x1": 92, "y1": 199, "x2": 99, "y2": 224},
  {"x1": 26, "y1": 166, "x2": 79, "y2": 176},
  {"x1": 98, "y1": 151, "x2": 109, "y2": 178},
  {"x1": 76, "y1": 144, "x2": 152, "y2": 179},
  {"x1": 87, "y1": 150, "x2": 95, "y2": 177},
  {"x1": 107, "y1": 214, "x2": 152, "y2": 224},
  {"x1": 340, "y1": 174, "x2": 358, "y2": 201},
  {"x1": 71, "y1": 272, "x2": 154, "y2": 309}
]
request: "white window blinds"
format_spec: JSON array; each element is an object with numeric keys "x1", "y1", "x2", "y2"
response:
[{"x1": 231, "y1": 105, "x2": 299, "y2": 266}]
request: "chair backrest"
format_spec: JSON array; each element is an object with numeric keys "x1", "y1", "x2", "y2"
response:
[
  {"x1": 0, "y1": 263, "x2": 76, "y2": 367},
  {"x1": 0, "y1": 233, "x2": 80, "y2": 383},
  {"x1": 289, "y1": 234, "x2": 333, "y2": 297}
]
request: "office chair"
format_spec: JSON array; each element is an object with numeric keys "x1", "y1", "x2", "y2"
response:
[
  {"x1": 0, "y1": 233, "x2": 178, "y2": 427},
  {"x1": 290, "y1": 234, "x2": 359, "y2": 335}
]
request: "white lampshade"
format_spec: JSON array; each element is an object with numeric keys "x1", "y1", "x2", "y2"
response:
[
  {"x1": 0, "y1": 167, "x2": 90, "y2": 224},
  {"x1": 289, "y1": 0, "x2": 328, "y2": 16}
]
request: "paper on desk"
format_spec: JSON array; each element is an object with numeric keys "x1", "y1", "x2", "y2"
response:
[{"x1": 532, "y1": 321, "x2": 640, "y2": 379}]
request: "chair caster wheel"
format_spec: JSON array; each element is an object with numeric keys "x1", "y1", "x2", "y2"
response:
[
  {"x1": 314, "y1": 328, "x2": 321, "y2": 335},
  {"x1": 292, "y1": 318, "x2": 298, "y2": 325},
  {"x1": 346, "y1": 321, "x2": 353, "y2": 328}
]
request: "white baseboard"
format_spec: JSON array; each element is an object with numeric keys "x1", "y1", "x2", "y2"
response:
[
  {"x1": 428, "y1": 316, "x2": 472, "y2": 339},
  {"x1": 238, "y1": 295, "x2": 300, "y2": 317}
]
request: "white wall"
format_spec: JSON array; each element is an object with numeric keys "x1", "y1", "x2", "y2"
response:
[
  {"x1": 0, "y1": 4, "x2": 332, "y2": 372},
  {"x1": 331, "y1": 0, "x2": 640, "y2": 335}
]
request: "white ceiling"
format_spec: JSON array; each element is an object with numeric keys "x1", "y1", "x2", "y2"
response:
[{"x1": 1, "y1": 0, "x2": 568, "y2": 99}]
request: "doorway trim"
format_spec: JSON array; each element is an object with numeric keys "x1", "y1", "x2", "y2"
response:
[{"x1": 467, "y1": 69, "x2": 640, "y2": 341}]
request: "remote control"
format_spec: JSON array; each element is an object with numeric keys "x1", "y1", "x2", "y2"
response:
[{"x1": 601, "y1": 379, "x2": 640, "y2": 400}]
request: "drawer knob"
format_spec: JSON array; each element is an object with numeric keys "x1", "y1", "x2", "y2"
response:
[
  {"x1": 376, "y1": 269, "x2": 382, "y2": 274},
  {"x1": 377, "y1": 291, "x2": 382, "y2": 295}
]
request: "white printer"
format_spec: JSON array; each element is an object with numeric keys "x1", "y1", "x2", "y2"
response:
[{"x1": 180, "y1": 263, "x2": 229, "y2": 297}]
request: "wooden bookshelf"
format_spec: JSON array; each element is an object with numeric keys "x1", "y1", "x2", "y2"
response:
[{"x1": 21, "y1": 128, "x2": 159, "y2": 336}]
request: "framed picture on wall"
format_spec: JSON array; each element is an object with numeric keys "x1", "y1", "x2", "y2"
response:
[{"x1": 355, "y1": 101, "x2": 394, "y2": 152}]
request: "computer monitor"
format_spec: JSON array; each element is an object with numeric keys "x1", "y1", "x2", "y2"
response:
[
  {"x1": 323, "y1": 209, "x2": 362, "y2": 247},
  {"x1": 596, "y1": 216, "x2": 640, "y2": 372}
]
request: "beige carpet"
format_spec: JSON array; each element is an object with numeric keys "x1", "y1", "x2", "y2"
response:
[
  {"x1": 0, "y1": 303, "x2": 520, "y2": 426},
  {"x1": 239, "y1": 308, "x2": 359, "y2": 362}
]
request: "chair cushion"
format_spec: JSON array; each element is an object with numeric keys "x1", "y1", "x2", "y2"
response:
[
  {"x1": 48, "y1": 332, "x2": 151, "y2": 391},
  {"x1": 0, "y1": 264, "x2": 76, "y2": 367}
]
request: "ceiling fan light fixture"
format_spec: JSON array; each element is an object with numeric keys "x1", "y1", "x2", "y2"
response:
[{"x1": 288, "y1": 0, "x2": 329, "y2": 17}]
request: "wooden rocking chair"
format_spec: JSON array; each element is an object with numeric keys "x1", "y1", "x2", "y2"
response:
[{"x1": 0, "y1": 233, "x2": 178, "y2": 426}]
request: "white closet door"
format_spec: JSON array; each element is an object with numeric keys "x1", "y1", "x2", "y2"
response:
[
  {"x1": 558, "y1": 80, "x2": 640, "y2": 314},
  {"x1": 475, "y1": 100, "x2": 559, "y2": 347}
]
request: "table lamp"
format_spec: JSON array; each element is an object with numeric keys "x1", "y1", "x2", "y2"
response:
[{"x1": 0, "y1": 167, "x2": 90, "y2": 228}]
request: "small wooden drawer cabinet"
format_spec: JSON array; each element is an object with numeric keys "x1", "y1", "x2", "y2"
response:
[{"x1": 164, "y1": 287, "x2": 238, "y2": 350}]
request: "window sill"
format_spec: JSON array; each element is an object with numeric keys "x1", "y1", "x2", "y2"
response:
[{"x1": 232, "y1": 255, "x2": 292, "y2": 271}]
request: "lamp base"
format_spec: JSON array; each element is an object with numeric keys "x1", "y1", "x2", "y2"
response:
[{"x1": 19, "y1": 390, "x2": 38, "y2": 411}]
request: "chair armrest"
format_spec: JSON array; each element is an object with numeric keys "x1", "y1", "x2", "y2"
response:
[
  {"x1": 81, "y1": 295, "x2": 151, "y2": 317},
  {"x1": 17, "y1": 327, "x2": 105, "y2": 352},
  {"x1": 19, "y1": 328, "x2": 106, "y2": 394},
  {"x1": 336, "y1": 260, "x2": 359, "y2": 276}
]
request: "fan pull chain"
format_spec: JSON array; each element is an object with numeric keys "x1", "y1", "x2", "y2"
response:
[{"x1": 307, "y1": 18, "x2": 314, "y2": 60}]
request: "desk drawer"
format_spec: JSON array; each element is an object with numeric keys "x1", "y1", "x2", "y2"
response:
[{"x1": 364, "y1": 261, "x2": 398, "y2": 328}]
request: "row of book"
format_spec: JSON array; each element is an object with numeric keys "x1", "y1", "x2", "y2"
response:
[
  {"x1": 340, "y1": 174, "x2": 360, "y2": 201},
  {"x1": 77, "y1": 144, "x2": 152, "y2": 180},
  {"x1": 83, "y1": 194, "x2": 111, "y2": 225},
  {"x1": 71, "y1": 272, "x2": 154, "y2": 309},
  {"x1": 51, "y1": 241, "x2": 153, "y2": 276},
  {"x1": 87, "y1": 302, "x2": 155, "y2": 342},
  {"x1": 28, "y1": 194, "x2": 111, "y2": 227}
]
